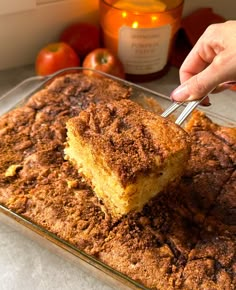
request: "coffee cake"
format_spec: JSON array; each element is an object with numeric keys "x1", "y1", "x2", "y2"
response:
[
  {"x1": 65, "y1": 99, "x2": 190, "y2": 217},
  {"x1": 0, "y1": 72, "x2": 235, "y2": 290}
]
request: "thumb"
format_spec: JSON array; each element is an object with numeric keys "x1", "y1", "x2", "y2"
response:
[
  {"x1": 171, "y1": 53, "x2": 236, "y2": 102},
  {"x1": 170, "y1": 71, "x2": 217, "y2": 102}
]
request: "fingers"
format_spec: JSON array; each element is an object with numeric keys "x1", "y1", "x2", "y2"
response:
[
  {"x1": 171, "y1": 51, "x2": 236, "y2": 102},
  {"x1": 171, "y1": 21, "x2": 236, "y2": 102},
  {"x1": 212, "y1": 81, "x2": 236, "y2": 93},
  {"x1": 179, "y1": 44, "x2": 216, "y2": 84},
  {"x1": 178, "y1": 23, "x2": 221, "y2": 84}
]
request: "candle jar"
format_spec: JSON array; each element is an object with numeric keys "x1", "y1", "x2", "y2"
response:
[{"x1": 99, "y1": 0, "x2": 184, "y2": 82}]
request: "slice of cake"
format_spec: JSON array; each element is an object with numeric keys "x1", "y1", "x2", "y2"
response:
[{"x1": 65, "y1": 99, "x2": 190, "y2": 217}]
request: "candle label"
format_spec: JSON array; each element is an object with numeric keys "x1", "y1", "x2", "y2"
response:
[{"x1": 118, "y1": 25, "x2": 171, "y2": 75}]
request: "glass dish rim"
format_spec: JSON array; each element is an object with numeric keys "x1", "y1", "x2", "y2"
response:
[
  {"x1": 0, "y1": 204, "x2": 148, "y2": 290},
  {"x1": 0, "y1": 67, "x2": 234, "y2": 125},
  {"x1": 0, "y1": 67, "x2": 235, "y2": 290}
]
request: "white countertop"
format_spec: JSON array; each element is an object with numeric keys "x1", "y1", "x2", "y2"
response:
[{"x1": 0, "y1": 65, "x2": 235, "y2": 290}]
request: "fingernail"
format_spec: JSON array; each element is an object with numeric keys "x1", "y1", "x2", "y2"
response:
[
  {"x1": 224, "y1": 81, "x2": 236, "y2": 85},
  {"x1": 200, "y1": 96, "x2": 211, "y2": 106},
  {"x1": 201, "y1": 101, "x2": 211, "y2": 107},
  {"x1": 185, "y1": 95, "x2": 200, "y2": 101},
  {"x1": 170, "y1": 84, "x2": 189, "y2": 102}
]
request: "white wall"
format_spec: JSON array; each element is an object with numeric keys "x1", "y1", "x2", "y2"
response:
[
  {"x1": 0, "y1": 0, "x2": 99, "y2": 70},
  {"x1": 0, "y1": 0, "x2": 235, "y2": 70}
]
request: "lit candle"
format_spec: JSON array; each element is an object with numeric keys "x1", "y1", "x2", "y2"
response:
[{"x1": 100, "y1": 0, "x2": 184, "y2": 81}]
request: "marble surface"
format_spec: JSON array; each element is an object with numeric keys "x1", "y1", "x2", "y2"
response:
[{"x1": 0, "y1": 65, "x2": 235, "y2": 290}]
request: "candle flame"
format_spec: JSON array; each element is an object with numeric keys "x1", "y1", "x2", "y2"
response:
[
  {"x1": 122, "y1": 11, "x2": 127, "y2": 18},
  {"x1": 151, "y1": 15, "x2": 158, "y2": 22},
  {"x1": 132, "y1": 21, "x2": 139, "y2": 28}
]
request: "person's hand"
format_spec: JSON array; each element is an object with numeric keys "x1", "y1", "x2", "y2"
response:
[{"x1": 170, "y1": 20, "x2": 236, "y2": 104}]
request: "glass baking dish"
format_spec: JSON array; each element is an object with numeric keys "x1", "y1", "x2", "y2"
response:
[{"x1": 0, "y1": 67, "x2": 235, "y2": 290}]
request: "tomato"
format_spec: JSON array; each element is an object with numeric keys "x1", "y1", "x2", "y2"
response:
[
  {"x1": 59, "y1": 22, "x2": 100, "y2": 60},
  {"x1": 82, "y1": 48, "x2": 125, "y2": 79},
  {"x1": 35, "y1": 42, "x2": 80, "y2": 76}
]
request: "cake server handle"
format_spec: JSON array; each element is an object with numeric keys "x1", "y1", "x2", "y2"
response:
[
  {"x1": 161, "y1": 95, "x2": 208, "y2": 126},
  {"x1": 174, "y1": 96, "x2": 208, "y2": 125},
  {"x1": 161, "y1": 81, "x2": 236, "y2": 126}
]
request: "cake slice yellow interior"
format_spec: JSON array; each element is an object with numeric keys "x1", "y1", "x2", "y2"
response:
[{"x1": 65, "y1": 99, "x2": 190, "y2": 217}]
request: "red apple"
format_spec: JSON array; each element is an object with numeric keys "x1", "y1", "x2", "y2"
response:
[
  {"x1": 35, "y1": 42, "x2": 80, "y2": 76},
  {"x1": 60, "y1": 22, "x2": 100, "y2": 60},
  {"x1": 82, "y1": 48, "x2": 125, "y2": 79}
]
